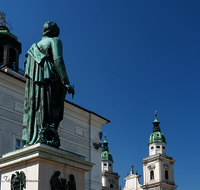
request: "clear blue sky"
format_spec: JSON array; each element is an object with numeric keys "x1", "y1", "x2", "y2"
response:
[{"x1": 2, "y1": 1, "x2": 200, "y2": 189}]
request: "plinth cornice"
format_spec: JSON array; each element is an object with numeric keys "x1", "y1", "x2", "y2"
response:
[{"x1": 0, "y1": 143, "x2": 94, "y2": 171}]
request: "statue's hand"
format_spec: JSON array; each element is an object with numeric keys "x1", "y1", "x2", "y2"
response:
[{"x1": 65, "y1": 84, "x2": 75, "y2": 96}]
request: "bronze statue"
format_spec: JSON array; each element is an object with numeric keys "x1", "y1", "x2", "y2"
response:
[{"x1": 22, "y1": 21, "x2": 74, "y2": 148}]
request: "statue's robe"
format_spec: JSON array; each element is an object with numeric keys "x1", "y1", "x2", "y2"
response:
[{"x1": 22, "y1": 37, "x2": 70, "y2": 146}]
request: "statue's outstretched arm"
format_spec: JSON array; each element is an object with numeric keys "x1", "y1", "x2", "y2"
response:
[
  {"x1": 52, "y1": 37, "x2": 70, "y2": 85},
  {"x1": 52, "y1": 37, "x2": 75, "y2": 96}
]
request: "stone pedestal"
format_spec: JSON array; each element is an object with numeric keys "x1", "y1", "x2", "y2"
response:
[{"x1": 0, "y1": 143, "x2": 94, "y2": 190}]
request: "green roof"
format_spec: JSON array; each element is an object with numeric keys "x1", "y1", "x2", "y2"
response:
[
  {"x1": 0, "y1": 26, "x2": 18, "y2": 41},
  {"x1": 149, "y1": 131, "x2": 166, "y2": 144},
  {"x1": 148, "y1": 113, "x2": 166, "y2": 144},
  {"x1": 101, "y1": 134, "x2": 113, "y2": 162}
]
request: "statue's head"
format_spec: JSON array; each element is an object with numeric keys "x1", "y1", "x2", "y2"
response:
[
  {"x1": 54, "y1": 171, "x2": 61, "y2": 177},
  {"x1": 42, "y1": 21, "x2": 60, "y2": 37},
  {"x1": 69, "y1": 174, "x2": 75, "y2": 181}
]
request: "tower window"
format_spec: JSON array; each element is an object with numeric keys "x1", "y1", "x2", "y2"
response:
[
  {"x1": 156, "y1": 146, "x2": 160, "y2": 148},
  {"x1": 0, "y1": 46, "x2": 3, "y2": 64},
  {"x1": 9, "y1": 48, "x2": 16, "y2": 69},
  {"x1": 110, "y1": 184, "x2": 113, "y2": 188},
  {"x1": 165, "y1": 170, "x2": 169, "y2": 179},
  {"x1": 150, "y1": 170, "x2": 154, "y2": 180},
  {"x1": 109, "y1": 164, "x2": 112, "y2": 166},
  {"x1": 163, "y1": 146, "x2": 165, "y2": 149},
  {"x1": 151, "y1": 146, "x2": 154, "y2": 149},
  {"x1": 104, "y1": 163, "x2": 107, "y2": 166}
]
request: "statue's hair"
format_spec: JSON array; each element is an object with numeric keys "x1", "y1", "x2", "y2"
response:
[{"x1": 42, "y1": 21, "x2": 60, "y2": 37}]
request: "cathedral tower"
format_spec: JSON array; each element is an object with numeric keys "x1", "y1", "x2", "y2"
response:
[
  {"x1": 102, "y1": 134, "x2": 120, "y2": 190},
  {"x1": 141, "y1": 112, "x2": 178, "y2": 190},
  {"x1": 0, "y1": 18, "x2": 21, "y2": 71}
]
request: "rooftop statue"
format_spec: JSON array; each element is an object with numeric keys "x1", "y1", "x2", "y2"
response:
[
  {"x1": 22, "y1": 21, "x2": 75, "y2": 148},
  {"x1": 0, "y1": 11, "x2": 13, "y2": 31}
]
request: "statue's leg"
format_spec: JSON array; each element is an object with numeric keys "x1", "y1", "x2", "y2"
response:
[
  {"x1": 37, "y1": 81, "x2": 63, "y2": 148},
  {"x1": 23, "y1": 80, "x2": 45, "y2": 146},
  {"x1": 45, "y1": 81, "x2": 64, "y2": 129},
  {"x1": 22, "y1": 79, "x2": 37, "y2": 146}
]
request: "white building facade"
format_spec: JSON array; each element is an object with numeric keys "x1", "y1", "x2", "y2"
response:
[{"x1": 123, "y1": 166, "x2": 143, "y2": 190}]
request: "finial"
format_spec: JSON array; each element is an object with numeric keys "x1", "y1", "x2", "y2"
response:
[
  {"x1": 130, "y1": 165, "x2": 134, "y2": 174},
  {"x1": 155, "y1": 110, "x2": 157, "y2": 117},
  {"x1": 104, "y1": 133, "x2": 107, "y2": 141}
]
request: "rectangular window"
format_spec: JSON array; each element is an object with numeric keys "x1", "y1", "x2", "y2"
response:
[
  {"x1": 15, "y1": 139, "x2": 26, "y2": 150},
  {"x1": 16, "y1": 139, "x2": 20, "y2": 147}
]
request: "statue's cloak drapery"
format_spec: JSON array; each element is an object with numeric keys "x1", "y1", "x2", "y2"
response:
[
  {"x1": 24, "y1": 43, "x2": 59, "y2": 83},
  {"x1": 22, "y1": 40, "x2": 68, "y2": 146}
]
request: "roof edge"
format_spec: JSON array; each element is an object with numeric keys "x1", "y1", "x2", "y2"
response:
[{"x1": 64, "y1": 99, "x2": 110, "y2": 124}]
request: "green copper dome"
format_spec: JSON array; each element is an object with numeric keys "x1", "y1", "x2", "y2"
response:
[
  {"x1": 0, "y1": 26, "x2": 18, "y2": 41},
  {"x1": 101, "y1": 134, "x2": 113, "y2": 162},
  {"x1": 148, "y1": 113, "x2": 166, "y2": 144}
]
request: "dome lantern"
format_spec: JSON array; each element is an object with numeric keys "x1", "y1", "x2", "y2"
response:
[
  {"x1": 149, "y1": 111, "x2": 166, "y2": 145},
  {"x1": 101, "y1": 133, "x2": 113, "y2": 162}
]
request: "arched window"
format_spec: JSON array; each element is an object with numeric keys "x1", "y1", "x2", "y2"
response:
[
  {"x1": 150, "y1": 170, "x2": 154, "y2": 180},
  {"x1": 165, "y1": 170, "x2": 168, "y2": 179},
  {"x1": 0, "y1": 46, "x2": 3, "y2": 64},
  {"x1": 110, "y1": 184, "x2": 113, "y2": 188},
  {"x1": 9, "y1": 48, "x2": 16, "y2": 68}
]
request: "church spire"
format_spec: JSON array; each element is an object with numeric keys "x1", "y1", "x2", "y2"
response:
[
  {"x1": 153, "y1": 110, "x2": 161, "y2": 132},
  {"x1": 102, "y1": 133, "x2": 109, "y2": 152},
  {"x1": 101, "y1": 133, "x2": 113, "y2": 162},
  {"x1": 141, "y1": 112, "x2": 178, "y2": 190},
  {"x1": 149, "y1": 111, "x2": 166, "y2": 145},
  {"x1": 101, "y1": 134, "x2": 120, "y2": 189}
]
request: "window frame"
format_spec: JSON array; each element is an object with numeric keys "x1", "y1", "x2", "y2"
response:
[{"x1": 13, "y1": 134, "x2": 25, "y2": 150}]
